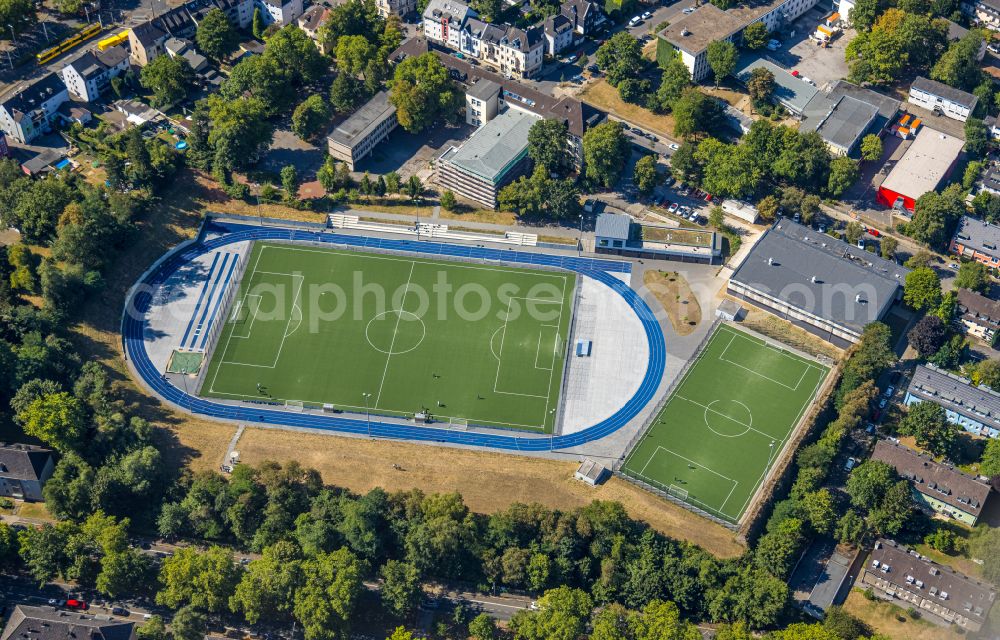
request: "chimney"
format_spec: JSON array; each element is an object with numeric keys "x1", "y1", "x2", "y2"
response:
[{"x1": 767, "y1": 257, "x2": 774, "y2": 265}]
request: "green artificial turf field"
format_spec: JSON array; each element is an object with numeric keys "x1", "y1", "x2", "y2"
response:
[
  {"x1": 621, "y1": 324, "x2": 829, "y2": 523},
  {"x1": 200, "y1": 242, "x2": 576, "y2": 432}
]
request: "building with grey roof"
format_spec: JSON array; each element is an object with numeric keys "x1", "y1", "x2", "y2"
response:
[
  {"x1": 543, "y1": 14, "x2": 573, "y2": 55},
  {"x1": 436, "y1": 107, "x2": 540, "y2": 208},
  {"x1": 594, "y1": 212, "x2": 722, "y2": 263},
  {"x1": 950, "y1": 215, "x2": 1000, "y2": 269},
  {"x1": 734, "y1": 57, "x2": 818, "y2": 115},
  {"x1": 728, "y1": 219, "x2": 909, "y2": 347},
  {"x1": 327, "y1": 91, "x2": 397, "y2": 171},
  {"x1": 394, "y1": 38, "x2": 603, "y2": 167},
  {"x1": 0, "y1": 443, "x2": 54, "y2": 502},
  {"x1": 909, "y1": 75, "x2": 978, "y2": 122},
  {"x1": 60, "y1": 46, "x2": 130, "y2": 103},
  {"x1": 1, "y1": 606, "x2": 135, "y2": 640},
  {"x1": 905, "y1": 363, "x2": 1000, "y2": 439},
  {"x1": 871, "y1": 439, "x2": 992, "y2": 526},
  {"x1": 800, "y1": 93, "x2": 880, "y2": 157},
  {"x1": 861, "y1": 539, "x2": 996, "y2": 632},
  {"x1": 956, "y1": 288, "x2": 1000, "y2": 344},
  {"x1": 0, "y1": 73, "x2": 69, "y2": 144}
]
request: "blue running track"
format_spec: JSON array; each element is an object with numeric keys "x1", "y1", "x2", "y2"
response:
[{"x1": 122, "y1": 221, "x2": 666, "y2": 451}]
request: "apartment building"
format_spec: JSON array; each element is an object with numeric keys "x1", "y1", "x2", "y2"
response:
[
  {"x1": 950, "y1": 215, "x2": 1000, "y2": 268},
  {"x1": 543, "y1": 14, "x2": 574, "y2": 55},
  {"x1": 0, "y1": 73, "x2": 69, "y2": 144},
  {"x1": 423, "y1": 0, "x2": 477, "y2": 49},
  {"x1": 909, "y1": 76, "x2": 978, "y2": 122},
  {"x1": 60, "y1": 46, "x2": 130, "y2": 102},
  {"x1": 905, "y1": 363, "x2": 1000, "y2": 438},
  {"x1": 956, "y1": 289, "x2": 1000, "y2": 344}
]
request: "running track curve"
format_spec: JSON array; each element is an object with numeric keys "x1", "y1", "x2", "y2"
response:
[{"x1": 121, "y1": 220, "x2": 666, "y2": 452}]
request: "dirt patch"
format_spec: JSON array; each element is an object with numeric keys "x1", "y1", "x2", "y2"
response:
[
  {"x1": 439, "y1": 207, "x2": 519, "y2": 225},
  {"x1": 643, "y1": 270, "x2": 702, "y2": 336},
  {"x1": 234, "y1": 426, "x2": 744, "y2": 558},
  {"x1": 15, "y1": 501, "x2": 55, "y2": 522},
  {"x1": 580, "y1": 80, "x2": 676, "y2": 137},
  {"x1": 701, "y1": 86, "x2": 745, "y2": 107},
  {"x1": 0, "y1": 228, "x2": 20, "y2": 246},
  {"x1": 736, "y1": 302, "x2": 844, "y2": 360},
  {"x1": 842, "y1": 589, "x2": 966, "y2": 640}
]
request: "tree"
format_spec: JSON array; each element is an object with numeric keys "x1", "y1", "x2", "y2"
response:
[
  {"x1": 264, "y1": 26, "x2": 327, "y2": 85},
  {"x1": 156, "y1": 546, "x2": 243, "y2": 613},
  {"x1": 281, "y1": 165, "x2": 299, "y2": 200},
  {"x1": 969, "y1": 526, "x2": 1000, "y2": 584},
  {"x1": 15, "y1": 392, "x2": 87, "y2": 453},
  {"x1": 964, "y1": 117, "x2": 989, "y2": 158},
  {"x1": 835, "y1": 509, "x2": 865, "y2": 545},
  {"x1": 860, "y1": 134, "x2": 883, "y2": 161},
  {"x1": 583, "y1": 121, "x2": 630, "y2": 188},
  {"x1": 508, "y1": 587, "x2": 593, "y2": 640},
  {"x1": 706, "y1": 40, "x2": 737, "y2": 87},
  {"x1": 979, "y1": 436, "x2": 1000, "y2": 476},
  {"x1": 631, "y1": 599, "x2": 701, "y2": 639},
  {"x1": 405, "y1": 175, "x2": 423, "y2": 200},
  {"x1": 252, "y1": 6, "x2": 265, "y2": 38},
  {"x1": 380, "y1": 559, "x2": 422, "y2": 619},
  {"x1": 904, "y1": 267, "x2": 942, "y2": 310},
  {"x1": 439, "y1": 190, "x2": 457, "y2": 212},
  {"x1": 847, "y1": 460, "x2": 897, "y2": 510},
  {"x1": 527, "y1": 119, "x2": 569, "y2": 175},
  {"x1": 125, "y1": 127, "x2": 154, "y2": 187},
  {"x1": 196, "y1": 8, "x2": 239, "y2": 60},
  {"x1": 880, "y1": 236, "x2": 898, "y2": 260},
  {"x1": 757, "y1": 195, "x2": 779, "y2": 222},
  {"x1": 292, "y1": 95, "x2": 332, "y2": 140},
  {"x1": 909, "y1": 185, "x2": 966, "y2": 246},
  {"x1": 386, "y1": 629, "x2": 413, "y2": 640},
  {"x1": 849, "y1": 0, "x2": 882, "y2": 30},
  {"x1": 802, "y1": 489, "x2": 837, "y2": 535},
  {"x1": 708, "y1": 568, "x2": 788, "y2": 629},
  {"x1": 634, "y1": 155, "x2": 660, "y2": 195},
  {"x1": 827, "y1": 156, "x2": 859, "y2": 197},
  {"x1": 468, "y1": 613, "x2": 496, "y2": 640},
  {"x1": 746, "y1": 67, "x2": 774, "y2": 105},
  {"x1": 955, "y1": 260, "x2": 991, "y2": 293},
  {"x1": 653, "y1": 59, "x2": 690, "y2": 113},
  {"x1": 207, "y1": 95, "x2": 274, "y2": 170},
  {"x1": 170, "y1": 606, "x2": 207, "y2": 640},
  {"x1": 931, "y1": 31, "x2": 985, "y2": 92},
  {"x1": 900, "y1": 401, "x2": 956, "y2": 458},
  {"x1": 596, "y1": 32, "x2": 644, "y2": 87},
  {"x1": 742, "y1": 22, "x2": 769, "y2": 50},
  {"x1": 135, "y1": 616, "x2": 167, "y2": 640},
  {"x1": 709, "y1": 205, "x2": 725, "y2": 229},
  {"x1": 293, "y1": 548, "x2": 365, "y2": 640},
  {"x1": 330, "y1": 72, "x2": 365, "y2": 114},
  {"x1": 389, "y1": 53, "x2": 461, "y2": 133},
  {"x1": 230, "y1": 541, "x2": 303, "y2": 624},
  {"x1": 907, "y1": 314, "x2": 947, "y2": 357},
  {"x1": 139, "y1": 55, "x2": 194, "y2": 108},
  {"x1": 335, "y1": 34, "x2": 376, "y2": 76},
  {"x1": 672, "y1": 88, "x2": 723, "y2": 138}
]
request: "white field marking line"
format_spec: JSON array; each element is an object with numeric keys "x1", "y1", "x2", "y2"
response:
[
  {"x1": 638, "y1": 446, "x2": 739, "y2": 515},
  {"x1": 493, "y1": 297, "x2": 513, "y2": 392},
  {"x1": 541, "y1": 276, "x2": 568, "y2": 429},
  {"x1": 533, "y1": 324, "x2": 559, "y2": 371},
  {"x1": 491, "y1": 296, "x2": 560, "y2": 399},
  {"x1": 209, "y1": 246, "x2": 266, "y2": 395},
  {"x1": 718, "y1": 325, "x2": 822, "y2": 391},
  {"x1": 374, "y1": 261, "x2": 416, "y2": 408},
  {"x1": 674, "y1": 394, "x2": 786, "y2": 441},
  {"x1": 260, "y1": 242, "x2": 570, "y2": 286},
  {"x1": 626, "y1": 467, "x2": 737, "y2": 522},
  {"x1": 231, "y1": 294, "x2": 262, "y2": 339},
  {"x1": 221, "y1": 274, "x2": 303, "y2": 367},
  {"x1": 733, "y1": 370, "x2": 825, "y2": 520},
  {"x1": 203, "y1": 389, "x2": 550, "y2": 430}
]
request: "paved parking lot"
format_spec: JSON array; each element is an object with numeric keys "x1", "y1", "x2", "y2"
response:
[{"x1": 765, "y1": 8, "x2": 853, "y2": 92}]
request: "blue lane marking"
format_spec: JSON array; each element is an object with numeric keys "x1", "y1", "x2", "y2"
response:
[
  {"x1": 198, "y1": 254, "x2": 240, "y2": 350},
  {"x1": 179, "y1": 252, "x2": 221, "y2": 348},
  {"x1": 188, "y1": 253, "x2": 231, "y2": 348},
  {"x1": 123, "y1": 222, "x2": 659, "y2": 451}
]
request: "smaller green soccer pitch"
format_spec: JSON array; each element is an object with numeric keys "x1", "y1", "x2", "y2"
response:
[
  {"x1": 621, "y1": 324, "x2": 829, "y2": 523},
  {"x1": 199, "y1": 242, "x2": 576, "y2": 432}
]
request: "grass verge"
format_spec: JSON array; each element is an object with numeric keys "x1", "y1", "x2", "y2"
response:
[{"x1": 841, "y1": 589, "x2": 965, "y2": 640}]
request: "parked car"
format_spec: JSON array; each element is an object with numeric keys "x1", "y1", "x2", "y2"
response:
[
  {"x1": 586, "y1": 64, "x2": 599, "y2": 73},
  {"x1": 878, "y1": 397, "x2": 888, "y2": 409},
  {"x1": 766, "y1": 39, "x2": 782, "y2": 51},
  {"x1": 844, "y1": 457, "x2": 857, "y2": 471},
  {"x1": 111, "y1": 607, "x2": 130, "y2": 617},
  {"x1": 856, "y1": 239, "x2": 865, "y2": 249},
  {"x1": 641, "y1": 10, "x2": 652, "y2": 19},
  {"x1": 867, "y1": 227, "x2": 881, "y2": 237},
  {"x1": 668, "y1": 202, "x2": 680, "y2": 213},
  {"x1": 628, "y1": 16, "x2": 643, "y2": 26},
  {"x1": 47, "y1": 599, "x2": 66, "y2": 607},
  {"x1": 682, "y1": 6, "x2": 695, "y2": 13},
  {"x1": 564, "y1": 53, "x2": 578, "y2": 64},
  {"x1": 884, "y1": 386, "x2": 894, "y2": 397},
  {"x1": 66, "y1": 600, "x2": 88, "y2": 611}
]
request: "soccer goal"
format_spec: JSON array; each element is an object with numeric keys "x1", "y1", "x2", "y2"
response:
[
  {"x1": 229, "y1": 299, "x2": 249, "y2": 324},
  {"x1": 450, "y1": 417, "x2": 469, "y2": 431},
  {"x1": 668, "y1": 484, "x2": 689, "y2": 501},
  {"x1": 285, "y1": 400, "x2": 304, "y2": 412}
]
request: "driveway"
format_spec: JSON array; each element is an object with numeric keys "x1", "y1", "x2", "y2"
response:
[
  {"x1": 359, "y1": 122, "x2": 475, "y2": 180},
  {"x1": 764, "y1": 7, "x2": 853, "y2": 92}
]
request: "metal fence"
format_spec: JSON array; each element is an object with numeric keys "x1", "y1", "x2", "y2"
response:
[
  {"x1": 552, "y1": 277, "x2": 583, "y2": 438},
  {"x1": 616, "y1": 468, "x2": 738, "y2": 531}
]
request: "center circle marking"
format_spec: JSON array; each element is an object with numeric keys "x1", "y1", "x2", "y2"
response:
[
  {"x1": 365, "y1": 310, "x2": 426, "y2": 355},
  {"x1": 703, "y1": 399, "x2": 752, "y2": 438}
]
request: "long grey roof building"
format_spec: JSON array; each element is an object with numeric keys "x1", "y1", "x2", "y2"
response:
[
  {"x1": 1, "y1": 606, "x2": 135, "y2": 640},
  {"x1": 905, "y1": 363, "x2": 1000, "y2": 438},
  {"x1": 728, "y1": 220, "x2": 909, "y2": 347}
]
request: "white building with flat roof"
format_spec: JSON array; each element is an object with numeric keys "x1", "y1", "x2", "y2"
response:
[
  {"x1": 327, "y1": 91, "x2": 398, "y2": 170},
  {"x1": 876, "y1": 127, "x2": 964, "y2": 211}
]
